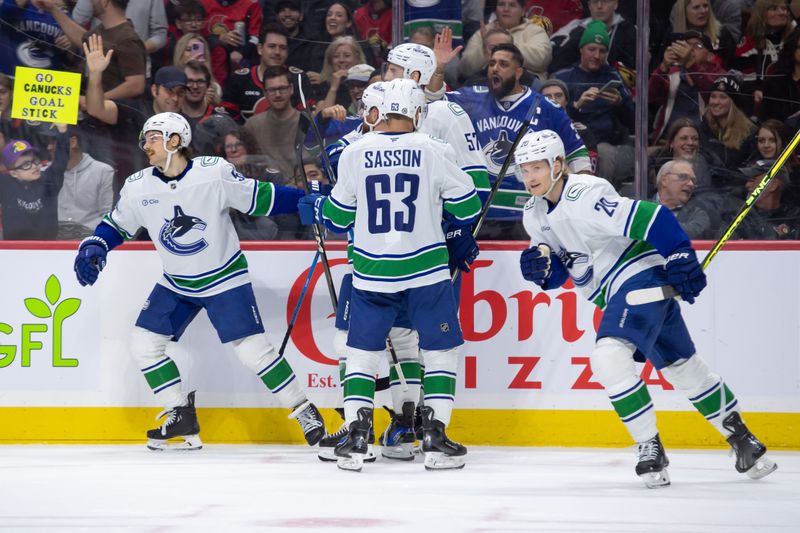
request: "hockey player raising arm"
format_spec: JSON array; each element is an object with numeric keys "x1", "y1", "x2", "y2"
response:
[
  {"x1": 298, "y1": 79, "x2": 481, "y2": 472},
  {"x1": 515, "y1": 130, "x2": 777, "y2": 488},
  {"x1": 72, "y1": 112, "x2": 326, "y2": 451}
]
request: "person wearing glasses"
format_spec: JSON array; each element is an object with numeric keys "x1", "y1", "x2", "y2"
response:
[
  {"x1": 181, "y1": 61, "x2": 226, "y2": 130},
  {"x1": 653, "y1": 159, "x2": 720, "y2": 239},
  {"x1": 0, "y1": 124, "x2": 68, "y2": 240}
]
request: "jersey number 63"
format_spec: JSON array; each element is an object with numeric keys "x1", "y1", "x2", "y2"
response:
[{"x1": 365, "y1": 173, "x2": 420, "y2": 234}]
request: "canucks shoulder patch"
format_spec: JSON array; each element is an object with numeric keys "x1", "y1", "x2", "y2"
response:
[
  {"x1": 288, "y1": 66, "x2": 304, "y2": 74},
  {"x1": 565, "y1": 182, "x2": 590, "y2": 201},
  {"x1": 127, "y1": 170, "x2": 144, "y2": 182},
  {"x1": 199, "y1": 156, "x2": 220, "y2": 167},
  {"x1": 447, "y1": 102, "x2": 466, "y2": 116},
  {"x1": 523, "y1": 195, "x2": 537, "y2": 210}
]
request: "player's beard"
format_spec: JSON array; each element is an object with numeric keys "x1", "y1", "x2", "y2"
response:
[{"x1": 489, "y1": 73, "x2": 516, "y2": 100}]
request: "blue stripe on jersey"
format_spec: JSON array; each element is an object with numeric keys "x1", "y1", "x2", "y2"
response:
[
  {"x1": 352, "y1": 241, "x2": 445, "y2": 259},
  {"x1": 623, "y1": 200, "x2": 638, "y2": 236},
  {"x1": 247, "y1": 179, "x2": 258, "y2": 214},
  {"x1": 270, "y1": 185, "x2": 304, "y2": 216},
  {"x1": 588, "y1": 241, "x2": 638, "y2": 302},
  {"x1": 443, "y1": 189, "x2": 478, "y2": 203},
  {"x1": 354, "y1": 264, "x2": 450, "y2": 283},
  {"x1": 165, "y1": 251, "x2": 242, "y2": 279}
]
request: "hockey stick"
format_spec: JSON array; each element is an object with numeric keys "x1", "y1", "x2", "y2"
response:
[
  {"x1": 450, "y1": 94, "x2": 542, "y2": 283},
  {"x1": 296, "y1": 139, "x2": 339, "y2": 312},
  {"x1": 297, "y1": 75, "x2": 407, "y2": 391},
  {"x1": 626, "y1": 126, "x2": 800, "y2": 306},
  {"x1": 278, "y1": 250, "x2": 320, "y2": 356}
]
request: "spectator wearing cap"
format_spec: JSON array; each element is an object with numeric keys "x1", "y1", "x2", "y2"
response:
[
  {"x1": 460, "y1": 0, "x2": 552, "y2": 81},
  {"x1": 734, "y1": 159, "x2": 800, "y2": 239},
  {"x1": 0, "y1": 127, "x2": 68, "y2": 240},
  {"x1": 549, "y1": 0, "x2": 636, "y2": 74},
  {"x1": 554, "y1": 20, "x2": 635, "y2": 188},
  {"x1": 701, "y1": 73, "x2": 756, "y2": 172},
  {"x1": 649, "y1": 29, "x2": 727, "y2": 142},
  {"x1": 37, "y1": 0, "x2": 146, "y2": 99},
  {"x1": 540, "y1": 78, "x2": 600, "y2": 168},
  {"x1": 56, "y1": 126, "x2": 114, "y2": 240},
  {"x1": 222, "y1": 23, "x2": 314, "y2": 122},
  {"x1": 83, "y1": 34, "x2": 189, "y2": 184},
  {"x1": 342, "y1": 64, "x2": 374, "y2": 115},
  {"x1": 653, "y1": 159, "x2": 720, "y2": 239},
  {"x1": 274, "y1": 0, "x2": 308, "y2": 68}
]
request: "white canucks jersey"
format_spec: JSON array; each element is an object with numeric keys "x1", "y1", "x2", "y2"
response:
[
  {"x1": 522, "y1": 174, "x2": 666, "y2": 309},
  {"x1": 323, "y1": 131, "x2": 481, "y2": 293},
  {"x1": 421, "y1": 100, "x2": 490, "y2": 199},
  {"x1": 103, "y1": 156, "x2": 281, "y2": 297}
]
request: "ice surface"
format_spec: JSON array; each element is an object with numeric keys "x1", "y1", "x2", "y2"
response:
[{"x1": 1, "y1": 445, "x2": 798, "y2": 532}]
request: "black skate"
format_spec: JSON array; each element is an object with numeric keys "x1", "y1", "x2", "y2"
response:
[
  {"x1": 635, "y1": 433, "x2": 670, "y2": 488},
  {"x1": 379, "y1": 402, "x2": 416, "y2": 461},
  {"x1": 334, "y1": 407, "x2": 372, "y2": 472},
  {"x1": 723, "y1": 412, "x2": 777, "y2": 479},
  {"x1": 420, "y1": 406, "x2": 466, "y2": 470},
  {"x1": 146, "y1": 391, "x2": 202, "y2": 451},
  {"x1": 288, "y1": 400, "x2": 326, "y2": 446},
  {"x1": 318, "y1": 409, "x2": 376, "y2": 462}
]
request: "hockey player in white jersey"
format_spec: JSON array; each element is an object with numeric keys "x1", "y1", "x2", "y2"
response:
[
  {"x1": 383, "y1": 43, "x2": 490, "y2": 206},
  {"x1": 514, "y1": 129, "x2": 777, "y2": 487},
  {"x1": 73, "y1": 112, "x2": 326, "y2": 450},
  {"x1": 299, "y1": 79, "x2": 481, "y2": 471}
]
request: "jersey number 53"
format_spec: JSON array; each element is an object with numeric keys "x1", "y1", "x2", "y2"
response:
[{"x1": 365, "y1": 173, "x2": 420, "y2": 234}]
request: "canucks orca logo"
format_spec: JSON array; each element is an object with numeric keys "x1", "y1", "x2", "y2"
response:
[
  {"x1": 159, "y1": 205, "x2": 208, "y2": 255},
  {"x1": 482, "y1": 130, "x2": 517, "y2": 176}
]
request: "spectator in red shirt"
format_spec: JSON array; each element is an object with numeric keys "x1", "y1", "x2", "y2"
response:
[{"x1": 199, "y1": 0, "x2": 263, "y2": 86}]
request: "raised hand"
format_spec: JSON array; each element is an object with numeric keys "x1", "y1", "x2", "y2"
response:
[
  {"x1": 433, "y1": 25, "x2": 463, "y2": 69},
  {"x1": 82, "y1": 34, "x2": 113, "y2": 75}
]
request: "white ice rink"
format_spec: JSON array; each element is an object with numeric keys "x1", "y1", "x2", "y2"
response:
[{"x1": 1, "y1": 445, "x2": 798, "y2": 532}]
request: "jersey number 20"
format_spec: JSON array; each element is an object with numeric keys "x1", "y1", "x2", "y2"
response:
[{"x1": 365, "y1": 173, "x2": 419, "y2": 233}]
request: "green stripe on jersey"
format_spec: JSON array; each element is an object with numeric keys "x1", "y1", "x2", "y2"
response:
[
  {"x1": 259, "y1": 356, "x2": 295, "y2": 392},
  {"x1": 352, "y1": 245, "x2": 448, "y2": 279},
  {"x1": 628, "y1": 201, "x2": 659, "y2": 240},
  {"x1": 593, "y1": 240, "x2": 656, "y2": 310},
  {"x1": 692, "y1": 383, "x2": 736, "y2": 419},
  {"x1": 468, "y1": 169, "x2": 491, "y2": 193},
  {"x1": 490, "y1": 189, "x2": 531, "y2": 210},
  {"x1": 344, "y1": 374, "x2": 376, "y2": 400},
  {"x1": 250, "y1": 181, "x2": 275, "y2": 216},
  {"x1": 566, "y1": 146, "x2": 590, "y2": 162},
  {"x1": 389, "y1": 361, "x2": 422, "y2": 382},
  {"x1": 102, "y1": 214, "x2": 133, "y2": 240},
  {"x1": 423, "y1": 374, "x2": 456, "y2": 396},
  {"x1": 322, "y1": 199, "x2": 355, "y2": 229},
  {"x1": 165, "y1": 254, "x2": 249, "y2": 290},
  {"x1": 444, "y1": 192, "x2": 481, "y2": 221}
]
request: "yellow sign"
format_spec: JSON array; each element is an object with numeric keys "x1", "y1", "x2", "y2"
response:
[{"x1": 11, "y1": 66, "x2": 81, "y2": 125}]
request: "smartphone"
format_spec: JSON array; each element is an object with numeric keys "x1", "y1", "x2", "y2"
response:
[{"x1": 598, "y1": 79, "x2": 622, "y2": 93}]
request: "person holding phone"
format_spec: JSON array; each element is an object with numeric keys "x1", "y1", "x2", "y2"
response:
[{"x1": 553, "y1": 20, "x2": 634, "y2": 188}]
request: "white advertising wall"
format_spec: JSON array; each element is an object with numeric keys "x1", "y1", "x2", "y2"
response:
[{"x1": 1, "y1": 241, "x2": 798, "y2": 417}]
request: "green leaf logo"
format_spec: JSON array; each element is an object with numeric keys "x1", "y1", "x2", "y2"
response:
[
  {"x1": 45, "y1": 275, "x2": 61, "y2": 305},
  {"x1": 25, "y1": 297, "x2": 51, "y2": 318}
]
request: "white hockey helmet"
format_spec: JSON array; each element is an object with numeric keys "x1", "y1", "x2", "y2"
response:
[
  {"x1": 514, "y1": 129, "x2": 566, "y2": 197},
  {"x1": 360, "y1": 81, "x2": 387, "y2": 129},
  {"x1": 387, "y1": 43, "x2": 437, "y2": 85},
  {"x1": 141, "y1": 112, "x2": 192, "y2": 149},
  {"x1": 381, "y1": 78, "x2": 427, "y2": 130}
]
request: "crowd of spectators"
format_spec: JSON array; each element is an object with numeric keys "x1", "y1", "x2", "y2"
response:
[{"x1": 1, "y1": 0, "x2": 799, "y2": 241}]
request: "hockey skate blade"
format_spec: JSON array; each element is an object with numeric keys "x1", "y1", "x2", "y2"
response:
[
  {"x1": 745, "y1": 455, "x2": 778, "y2": 480},
  {"x1": 320, "y1": 444, "x2": 375, "y2": 463},
  {"x1": 639, "y1": 469, "x2": 671, "y2": 489},
  {"x1": 146, "y1": 434, "x2": 202, "y2": 451},
  {"x1": 337, "y1": 453, "x2": 365, "y2": 472},
  {"x1": 424, "y1": 452, "x2": 466, "y2": 471},
  {"x1": 381, "y1": 443, "x2": 415, "y2": 461}
]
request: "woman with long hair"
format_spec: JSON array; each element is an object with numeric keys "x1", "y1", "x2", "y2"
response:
[
  {"x1": 701, "y1": 74, "x2": 757, "y2": 171},
  {"x1": 173, "y1": 33, "x2": 213, "y2": 69},
  {"x1": 296, "y1": 2, "x2": 373, "y2": 75},
  {"x1": 729, "y1": 0, "x2": 796, "y2": 112},
  {"x1": 761, "y1": 26, "x2": 800, "y2": 119},
  {"x1": 650, "y1": 118, "x2": 725, "y2": 191},
  {"x1": 311, "y1": 36, "x2": 366, "y2": 111}
]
